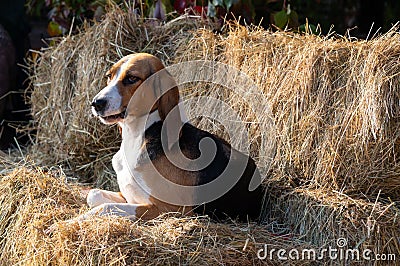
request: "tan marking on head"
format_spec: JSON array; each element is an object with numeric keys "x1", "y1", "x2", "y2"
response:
[
  {"x1": 108, "y1": 53, "x2": 182, "y2": 147},
  {"x1": 105, "y1": 53, "x2": 165, "y2": 114}
]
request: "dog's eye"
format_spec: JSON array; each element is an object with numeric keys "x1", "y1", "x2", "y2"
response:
[
  {"x1": 123, "y1": 76, "x2": 140, "y2": 85},
  {"x1": 105, "y1": 74, "x2": 111, "y2": 80}
]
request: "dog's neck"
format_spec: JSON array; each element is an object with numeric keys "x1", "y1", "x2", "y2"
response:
[
  {"x1": 119, "y1": 110, "x2": 161, "y2": 138},
  {"x1": 118, "y1": 110, "x2": 162, "y2": 170},
  {"x1": 145, "y1": 110, "x2": 162, "y2": 130},
  {"x1": 118, "y1": 103, "x2": 189, "y2": 141}
]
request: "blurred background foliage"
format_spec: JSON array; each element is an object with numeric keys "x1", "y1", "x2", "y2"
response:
[{"x1": 24, "y1": 0, "x2": 400, "y2": 38}]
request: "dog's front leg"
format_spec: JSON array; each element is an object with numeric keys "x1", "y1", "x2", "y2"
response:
[
  {"x1": 79, "y1": 203, "x2": 160, "y2": 220},
  {"x1": 45, "y1": 203, "x2": 157, "y2": 234},
  {"x1": 86, "y1": 188, "x2": 127, "y2": 208}
]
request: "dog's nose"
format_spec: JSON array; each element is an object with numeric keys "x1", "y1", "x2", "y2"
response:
[{"x1": 91, "y1": 98, "x2": 107, "y2": 113}]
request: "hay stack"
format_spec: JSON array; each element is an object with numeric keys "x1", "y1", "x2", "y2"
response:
[
  {"x1": 178, "y1": 24, "x2": 400, "y2": 199},
  {"x1": 27, "y1": 6, "x2": 400, "y2": 264},
  {"x1": 30, "y1": 10, "x2": 400, "y2": 197},
  {"x1": 0, "y1": 164, "x2": 312, "y2": 265},
  {"x1": 175, "y1": 24, "x2": 400, "y2": 255}
]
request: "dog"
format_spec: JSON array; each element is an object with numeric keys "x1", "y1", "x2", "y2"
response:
[{"x1": 86, "y1": 53, "x2": 263, "y2": 221}]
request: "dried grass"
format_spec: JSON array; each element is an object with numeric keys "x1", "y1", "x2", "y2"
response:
[
  {"x1": 21, "y1": 5, "x2": 400, "y2": 266},
  {"x1": 0, "y1": 164, "x2": 312, "y2": 265},
  {"x1": 178, "y1": 23, "x2": 400, "y2": 199},
  {"x1": 264, "y1": 184, "x2": 400, "y2": 258},
  {"x1": 174, "y1": 24, "x2": 400, "y2": 260}
]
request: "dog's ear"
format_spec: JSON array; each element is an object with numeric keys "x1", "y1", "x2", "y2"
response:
[
  {"x1": 157, "y1": 70, "x2": 182, "y2": 150},
  {"x1": 126, "y1": 65, "x2": 182, "y2": 150},
  {"x1": 126, "y1": 75, "x2": 158, "y2": 118}
]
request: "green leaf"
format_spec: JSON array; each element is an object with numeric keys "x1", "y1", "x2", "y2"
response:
[
  {"x1": 223, "y1": 0, "x2": 236, "y2": 11},
  {"x1": 207, "y1": 1, "x2": 217, "y2": 17},
  {"x1": 212, "y1": 0, "x2": 223, "y2": 6},
  {"x1": 274, "y1": 10, "x2": 288, "y2": 29},
  {"x1": 288, "y1": 10, "x2": 298, "y2": 25},
  {"x1": 299, "y1": 23, "x2": 320, "y2": 34},
  {"x1": 286, "y1": 9, "x2": 299, "y2": 28}
]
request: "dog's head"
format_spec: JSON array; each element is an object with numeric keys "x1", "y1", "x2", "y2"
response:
[{"x1": 91, "y1": 53, "x2": 182, "y2": 148}]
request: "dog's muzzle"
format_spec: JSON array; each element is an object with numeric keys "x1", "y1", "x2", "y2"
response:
[{"x1": 91, "y1": 97, "x2": 126, "y2": 124}]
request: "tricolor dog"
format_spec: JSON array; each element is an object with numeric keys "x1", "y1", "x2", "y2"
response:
[{"x1": 87, "y1": 53, "x2": 263, "y2": 221}]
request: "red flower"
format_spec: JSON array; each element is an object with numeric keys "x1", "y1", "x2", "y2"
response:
[{"x1": 174, "y1": 0, "x2": 187, "y2": 14}]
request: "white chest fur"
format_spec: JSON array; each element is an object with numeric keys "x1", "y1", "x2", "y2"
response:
[
  {"x1": 112, "y1": 111, "x2": 162, "y2": 204},
  {"x1": 112, "y1": 149, "x2": 152, "y2": 204}
]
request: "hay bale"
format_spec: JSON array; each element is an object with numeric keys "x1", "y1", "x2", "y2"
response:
[
  {"x1": 0, "y1": 164, "x2": 83, "y2": 264},
  {"x1": 173, "y1": 25, "x2": 400, "y2": 258},
  {"x1": 0, "y1": 164, "x2": 312, "y2": 265},
  {"x1": 264, "y1": 185, "x2": 400, "y2": 258},
  {"x1": 175, "y1": 23, "x2": 400, "y2": 199}
]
